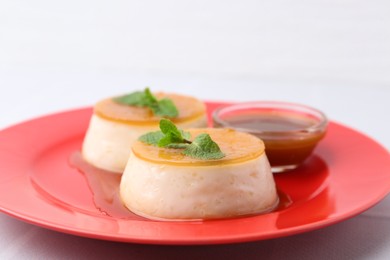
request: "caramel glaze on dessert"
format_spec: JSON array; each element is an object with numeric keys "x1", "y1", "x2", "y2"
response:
[
  {"x1": 132, "y1": 128, "x2": 265, "y2": 166},
  {"x1": 95, "y1": 93, "x2": 206, "y2": 125}
]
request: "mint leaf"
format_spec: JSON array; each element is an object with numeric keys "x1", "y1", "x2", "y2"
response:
[
  {"x1": 113, "y1": 91, "x2": 149, "y2": 106},
  {"x1": 152, "y1": 98, "x2": 179, "y2": 118},
  {"x1": 113, "y1": 88, "x2": 179, "y2": 118},
  {"x1": 165, "y1": 143, "x2": 189, "y2": 149},
  {"x1": 144, "y1": 88, "x2": 158, "y2": 104},
  {"x1": 158, "y1": 119, "x2": 189, "y2": 147},
  {"x1": 138, "y1": 131, "x2": 164, "y2": 145},
  {"x1": 159, "y1": 118, "x2": 181, "y2": 136},
  {"x1": 138, "y1": 119, "x2": 225, "y2": 160},
  {"x1": 158, "y1": 134, "x2": 183, "y2": 147},
  {"x1": 183, "y1": 133, "x2": 225, "y2": 160}
]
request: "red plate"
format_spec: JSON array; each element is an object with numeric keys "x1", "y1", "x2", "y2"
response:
[{"x1": 0, "y1": 102, "x2": 389, "y2": 245}]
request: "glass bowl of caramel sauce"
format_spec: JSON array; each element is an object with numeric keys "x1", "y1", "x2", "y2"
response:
[{"x1": 212, "y1": 101, "x2": 328, "y2": 173}]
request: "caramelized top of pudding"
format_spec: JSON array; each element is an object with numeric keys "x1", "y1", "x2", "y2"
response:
[
  {"x1": 94, "y1": 93, "x2": 206, "y2": 125},
  {"x1": 132, "y1": 128, "x2": 265, "y2": 166}
]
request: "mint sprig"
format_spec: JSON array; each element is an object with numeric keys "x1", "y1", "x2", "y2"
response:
[
  {"x1": 138, "y1": 131, "x2": 164, "y2": 145},
  {"x1": 158, "y1": 118, "x2": 190, "y2": 147},
  {"x1": 113, "y1": 88, "x2": 179, "y2": 118},
  {"x1": 138, "y1": 119, "x2": 225, "y2": 160},
  {"x1": 182, "y1": 133, "x2": 226, "y2": 160}
]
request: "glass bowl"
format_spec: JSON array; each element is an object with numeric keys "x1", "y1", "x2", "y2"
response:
[{"x1": 212, "y1": 101, "x2": 328, "y2": 173}]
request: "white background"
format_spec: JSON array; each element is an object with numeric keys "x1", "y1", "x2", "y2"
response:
[
  {"x1": 0, "y1": 1, "x2": 390, "y2": 259},
  {"x1": 1, "y1": 0, "x2": 390, "y2": 149}
]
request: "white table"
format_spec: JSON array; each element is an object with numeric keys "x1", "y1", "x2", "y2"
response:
[{"x1": 1, "y1": 1, "x2": 390, "y2": 259}]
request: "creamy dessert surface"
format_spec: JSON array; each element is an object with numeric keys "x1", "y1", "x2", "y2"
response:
[
  {"x1": 120, "y1": 128, "x2": 278, "y2": 220},
  {"x1": 131, "y1": 128, "x2": 265, "y2": 166},
  {"x1": 94, "y1": 93, "x2": 206, "y2": 125}
]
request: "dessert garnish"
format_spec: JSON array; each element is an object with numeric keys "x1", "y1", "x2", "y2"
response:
[
  {"x1": 113, "y1": 88, "x2": 179, "y2": 118},
  {"x1": 139, "y1": 119, "x2": 225, "y2": 160}
]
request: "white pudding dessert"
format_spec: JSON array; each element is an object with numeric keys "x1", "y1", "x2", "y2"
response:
[
  {"x1": 120, "y1": 128, "x2": 279, "y2": 220},
  {"x1": 82, "y1": 92, "x2": 207, "y2": 173}
]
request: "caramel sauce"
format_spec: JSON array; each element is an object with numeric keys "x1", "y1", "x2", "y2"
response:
[
  {"x1": 132, "y1": 128, "x2": 265, "y2": 166},
  {"x1": 214, "y1": 112, "x2": 326, "y2": 167},
  {"x1": 69, "y1": 152, "x2": 146, "y2": 220},
  {"x1": 227, "y1": 112, "x2": 318, "y2": 132},
  {"x1": 94, "y1": 93, "x2": 206, "y2": 125}
]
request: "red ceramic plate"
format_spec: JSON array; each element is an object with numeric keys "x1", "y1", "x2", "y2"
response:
[{"x1": 0, "y1": 102, "x2": 390, "y2": 245}]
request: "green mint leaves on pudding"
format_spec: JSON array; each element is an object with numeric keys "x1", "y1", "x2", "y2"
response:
[
  {"x1": 158, "y1": 118, "x2": 191, "y2": 147},
  {"x1": 113, "y1": 88, "x2": 179, "y2": 118},
  {"x1": 138, "y1": 119, "x2": 225, "y2": 160},
  {"x1": 182, "y1": 133, "x2": 226, "y2": 160}
]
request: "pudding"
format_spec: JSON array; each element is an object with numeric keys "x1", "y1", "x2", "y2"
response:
[
  {"x1": 120, "y1": 128, "x2": 278, "y2": 220},
  {"x1": 82, "y1": 92, "x2": 207, "y2": 173}
]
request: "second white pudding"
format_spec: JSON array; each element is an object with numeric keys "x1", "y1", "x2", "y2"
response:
[
  {"x1": 120, "y1": 128, "x2": 279, "y2": 220},
  {"x1": 82, "y1": 92, "x2": 207, "y2": 173}
]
